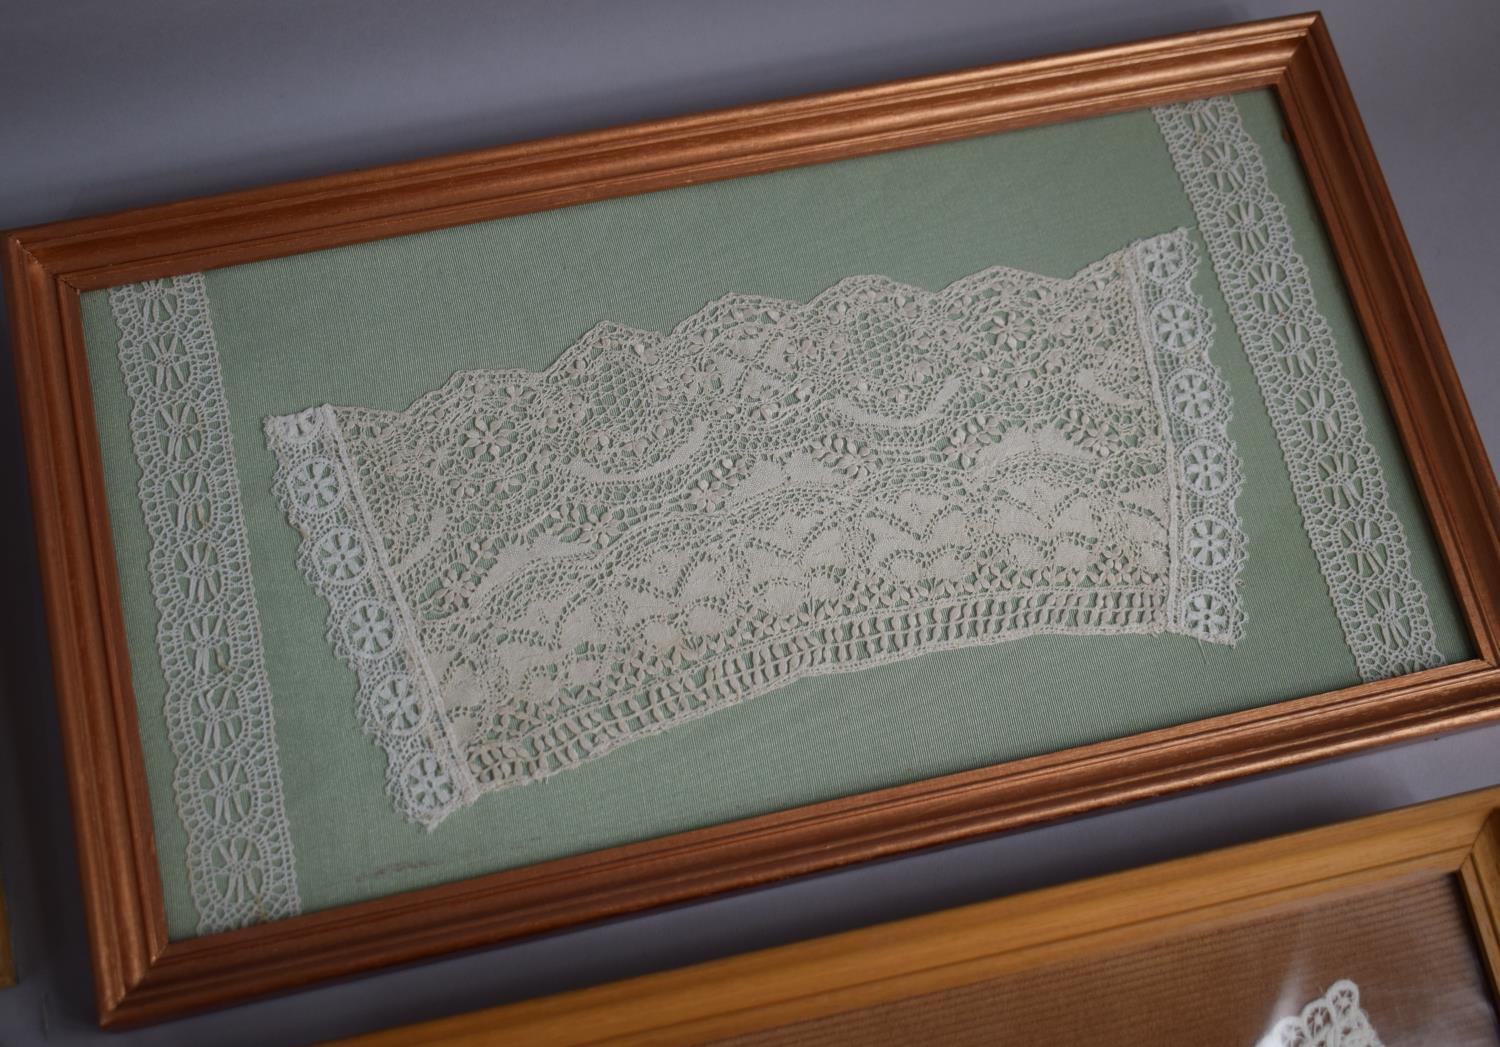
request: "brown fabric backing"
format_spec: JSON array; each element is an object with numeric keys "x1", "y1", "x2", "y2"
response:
[{"x1": 713, "y1": 875, "x2": 1499, "y2": 1045}]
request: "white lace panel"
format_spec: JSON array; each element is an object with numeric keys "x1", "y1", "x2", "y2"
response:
[
  {"x1": 110, "y1": 276, "x2": 301, "y2": 932},
  {"x1": 1255, "y1": 980, "x2": 1384, "y2": 1047},
  {"x1": 267, "y1": 229, "x2": 1244, "y2": 827},
  {"x1": 1155, "y1": 97, "x2": 1442, "y2": 681}
]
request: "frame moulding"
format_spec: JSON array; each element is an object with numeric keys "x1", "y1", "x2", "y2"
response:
[{"x1": 6, "y1": 11, "x2": 1500, "y2": 1025}]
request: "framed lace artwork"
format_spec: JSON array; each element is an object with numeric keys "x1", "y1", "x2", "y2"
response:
[
  {"x1": 7, "y1": 13, "x2": 1499, "y2": 1025},
  {"x1": 337, "y1": 786, "x2": 1500, "y2": 1046}
]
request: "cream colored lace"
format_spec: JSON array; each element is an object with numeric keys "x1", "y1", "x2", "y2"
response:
[
  {"x1": 1155, "y1": 97, "x2": 1441, "y2": 681},
  {"x1": 267, "y1": 229, "x2": 1245, "y2": 826},
  {"x1": 1256, "y1": 980, "x2": 1383, "y2": 1047},
  {"x1": 111, "y1": 275, "x2": 301, "y2": 930}
]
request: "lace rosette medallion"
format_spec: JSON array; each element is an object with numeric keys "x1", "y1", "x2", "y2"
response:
[
  {"x1": 268, "y1": 228, "x2": 1245, "y2": 827},
  {"x1": 1256, "y1": 980, "x2": 1383, "y2": 1047}
]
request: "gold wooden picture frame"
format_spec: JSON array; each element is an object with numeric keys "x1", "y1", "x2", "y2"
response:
[
  {"x1": 4, "y1": 11, "x2": 1499, "y2": 1026},
  {"x1": 337, "y1": 785, "x2": 1500, "y2": 1046}
]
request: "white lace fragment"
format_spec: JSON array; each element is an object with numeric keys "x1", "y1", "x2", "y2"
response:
[
  {"x1": 1255, "y1": 979, "x2": 1383, "y2": 1047},
  {"x1": 111, "y1": 275, "x2": 300, "y2": 932},
  {"x1": 267, "y1": 229, "x2": 1245, "y2": 827},
  {"x1": 1155, "y1": 96, "x2": 1442, "y2": 681}
]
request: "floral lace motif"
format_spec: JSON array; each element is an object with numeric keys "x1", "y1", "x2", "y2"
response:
[
  {"x1": 267, "y1": 229, "x2": 1245, "y2": 827},
  {"x1": 1155, "y1": 97, "x2": 1441, "y2": 681},
  {"x1": 111, "y1": 276, "x2": 300, "y2": 932},
  {"x1": 1255, "y1": 980, "x2": 1383, "y2": 1047}
]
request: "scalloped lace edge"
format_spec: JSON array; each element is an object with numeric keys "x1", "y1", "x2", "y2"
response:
[
  {"x1": 1255, "y1": 979, "x2": 1383, "y2": 1047},
  {"x1": 110, "y1": 275, "x2": 301, "y2": 932},
  {"x1": 266, "y1": 230, "x2": 1245, "y2": 827}
]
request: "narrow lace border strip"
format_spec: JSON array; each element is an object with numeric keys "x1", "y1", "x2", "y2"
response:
[
  {"x1": 111, "y1": 275, "x2": 301, "y2": 932},
  {"x1": 1130, "y1": 229, "x2": 1246, "y2": 643},
  {"x1": 266, "y1": 404, "x2": 481, "y2": 826},
  {"x1": 1154, "y1": 96, "x2": 1442, "y2": 681}
]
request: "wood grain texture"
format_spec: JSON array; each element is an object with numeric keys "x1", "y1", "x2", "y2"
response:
[
  {"x1": 5, "y1": 10, "x2": 1500, "y2": 1026},
  {"x1": 710, "y1": 881, "x2": 1497, "y2": 1046},
  {"x1": 1460, "y1": 813, "x2": 1500, "y2": 995},
  {"x1": 335, "y1": 787, "x2": 1500, "y2": 1046}
]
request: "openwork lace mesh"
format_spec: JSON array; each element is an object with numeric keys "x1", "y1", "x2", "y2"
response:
[
  {"x1": 111, "y1": 275, "x2": 301, "y2": 931},
  {"x1": 1155, "y1": 97, "x2": 1441, "y2": 681},
  {"x1": 104, "y1": 91, "x2": 1453, "y2": 932},
  {"x1": 267, "y1": 229, "x2": 1245, "y2": 826}
]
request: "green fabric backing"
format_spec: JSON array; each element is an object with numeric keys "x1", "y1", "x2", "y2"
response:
[{"x1": 79, "y1": 90, "x2": 1470, "y2": 939}]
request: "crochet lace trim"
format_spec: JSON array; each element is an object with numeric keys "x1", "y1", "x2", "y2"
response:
[
  {"x1": 111, "y1": 275, "x2": 301, "y2": 930},
  {"x1": 1155, "y1": 96, "x2": 1441, "y2": 681},
  {"x1": 1255, "y1": 979, "x2": 1383, "y2": 1047}
]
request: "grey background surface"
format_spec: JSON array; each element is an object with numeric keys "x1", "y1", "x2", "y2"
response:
[{"x1": 0, "y1": 2, "x2": 1495, "y2": 1044}]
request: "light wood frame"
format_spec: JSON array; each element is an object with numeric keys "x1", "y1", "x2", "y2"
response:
[
  {"x1": 5, "y1": 11, "x2": 1499, "y2": 1027},
  {"x1": 337, "y1": 785, "x2": 1500, "y2": 1046}
]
